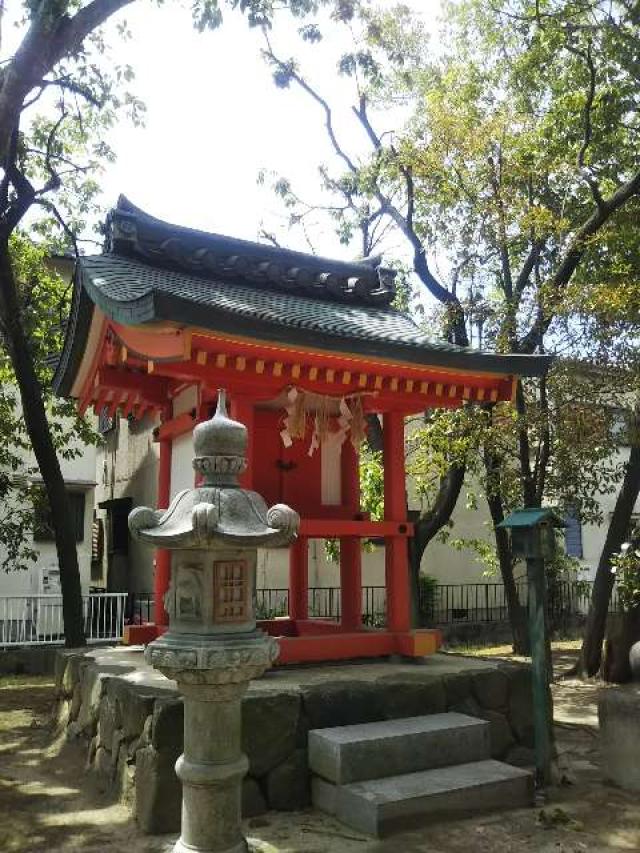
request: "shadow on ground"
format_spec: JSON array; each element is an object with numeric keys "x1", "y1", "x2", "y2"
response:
[{"x1": 1, "y1": 648, "x2": 639, "y2": 853}]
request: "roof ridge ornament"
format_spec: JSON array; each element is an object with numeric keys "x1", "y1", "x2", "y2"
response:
[{"x1": 103, "y1": 196, "x2": 397, "y2": 306}]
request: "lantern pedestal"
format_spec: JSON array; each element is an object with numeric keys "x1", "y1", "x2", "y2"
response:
[
  {"x1": 129, "y1": 391, "x2": 299, "y2": 853},
  {"x1": 147, "y1": 631, "x2": 278, "y2": 853}
]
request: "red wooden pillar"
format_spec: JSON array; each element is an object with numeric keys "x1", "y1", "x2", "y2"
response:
[
  {"x1": 230, "y1": 395, "x2": 255, "y2": 489},
  {"x1": 383, "y1": 411, "x2": 410, "y2": 633},
  {"x1": 340, "y1": 439, "x2": 361, "y2": 630},
  {"x1": 289, "y1": 537, "x2": 309, "y2": 620},
  {"x1": 154, "y1": 437, "x2": 172, "y2": 626}
]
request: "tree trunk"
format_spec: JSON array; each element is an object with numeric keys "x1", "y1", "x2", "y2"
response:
[
  {"x1": 0, "y1": 244, "x2": 85, "y2": 647},
  {"x1": 410, "y1": 463, "x2": 466, "y2": 626},
  {"x1": 601, "y1": 606, "x2": 640, "y2": 684},
  {"x1": 576, "y1": 442, "x2": 640, "y2": 677},
  {"x1": 484, "y1": 447, "x2": 531, "y2": 654}
]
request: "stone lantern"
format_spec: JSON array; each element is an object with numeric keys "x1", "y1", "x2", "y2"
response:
[{"x1": 129, "y1": 390, "x2": 299, "y2": 853}]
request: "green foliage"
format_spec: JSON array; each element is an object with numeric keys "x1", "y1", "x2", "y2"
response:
[
  {"x1": 417, "y1": 573, "x2": 438, "y2": 624},
  {"x1": 611, "y1": 541, "x2": 640, "y2": 612},
  {"x1": 324, "y1": 445, "x2": 384, "y2": 563},
  {"x1": 359, "y1": 447, "x2": 384, "y2": 520}
]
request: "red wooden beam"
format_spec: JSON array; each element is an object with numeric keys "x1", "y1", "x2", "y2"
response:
[
  {"x1": 298, "y1": 519, "x2": 413, "y2": 537},
  {"x1": 192, "y1": 331, "x2": 514, "y2": 388},
  {"x1": 96, "y1": 366, "x2": 169, "y2": 403},
  {"x1": 154, "y1": 410, "x2": 196, "y2": 442}
]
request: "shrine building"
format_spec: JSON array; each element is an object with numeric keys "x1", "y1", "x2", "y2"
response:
[{"x1": 53, "y1": 196, "x2": 550, "y2": 664}]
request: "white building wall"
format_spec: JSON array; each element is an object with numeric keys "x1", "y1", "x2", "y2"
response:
[{"x1": 0, "y1": 413, "x2": 97, "y2": 597}]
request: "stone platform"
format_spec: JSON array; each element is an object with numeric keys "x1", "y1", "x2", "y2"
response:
[{"x1": 54, "y1": 646, "x2": 536, "y2": 835}]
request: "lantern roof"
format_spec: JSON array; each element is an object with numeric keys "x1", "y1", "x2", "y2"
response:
[
  {"x1": 53, "y1": 196, "x2": 551, "y2": 399},
  {"x1": 128, "y1": 391, "x2": 299, "y2": 550}
]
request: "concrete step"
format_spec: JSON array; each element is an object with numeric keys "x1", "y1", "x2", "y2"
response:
[
  {"x1": 313, "y1": 759, "x2": 534, "y2": 836},
  {"x1": 308, "y1": 712, "x2": 490, "y2": 784}
]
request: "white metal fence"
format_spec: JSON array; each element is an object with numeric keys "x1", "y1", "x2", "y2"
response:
[{"x1": 0, "y1": 592, "x2": 128, "y2": 647}]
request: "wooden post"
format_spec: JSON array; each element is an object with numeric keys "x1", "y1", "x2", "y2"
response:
[
  {"x1": 155, "y1": 437, "x2": 172, "y2": 626},
  {"x1": 289, "y1": 537, "x2": 309, "y2": 620},
  {"x1": 383, "y1": 411, "x2": 410, "y2": 633},
  {"x1": 340, "y1": 537, "x2": 361, "y2": 630},
  {"x1": 340, "y1": 439, "x2": 362, "y2": 629}
]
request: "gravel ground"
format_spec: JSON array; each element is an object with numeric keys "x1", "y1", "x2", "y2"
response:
[{"x1": 0, "y1": 648, "x2": 638, "y2": 853}]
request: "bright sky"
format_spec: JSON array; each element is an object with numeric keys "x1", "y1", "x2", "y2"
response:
[{"x1": 6, "y1": 0, "x2": 442, "y2": 260}]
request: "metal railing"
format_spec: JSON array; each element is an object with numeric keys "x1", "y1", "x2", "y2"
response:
[
  {"x1": 124, "y1": 579, "x2": 617, "y2": 633},
  {"x1": 0, "y1": 592, "x2": 128, "y2": 647},
  {"x1": 125, "y1": 591, "x2": 155, "y2": 625},
  {"x1": 253, "y1": 580, "x2": 616, "y2": 627},
  {"x1": 254, "y1": 586, "x2": 387, "y2": 623}
]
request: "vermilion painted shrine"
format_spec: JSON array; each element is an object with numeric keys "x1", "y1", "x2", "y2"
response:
[{"x1": 54, "y1": 196, "x2": 550, "y2": 664}]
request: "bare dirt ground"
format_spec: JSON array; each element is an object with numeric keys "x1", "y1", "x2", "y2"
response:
[{"x1": 1, "y1": 646, "x2": 639, "y2": 853}]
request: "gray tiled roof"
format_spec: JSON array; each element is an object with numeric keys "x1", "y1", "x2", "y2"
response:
[
  {"x1": 77, "y1": 253, "x2": 551, "y2": 377},
  {"x1": 80, "y1": 254, "x2": 446, "y2": 350}
]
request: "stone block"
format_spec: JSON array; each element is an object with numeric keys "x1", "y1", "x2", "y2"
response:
[
  {"x1": 55, "y1": 698, "x2": 70, "y2": 730},
  {"x1": 309, "y1": 713, "x2": 490, "y2": 785},
  {"x1": 242, "y1": 692, "x2": 300, "y2": 777},
  {"x1": 98, "y1": 695, "x2": 120, "y2": 750},
  {"x1": 473, "y1": 670, "x2": 509, "y2": 711},
  {"x1": 265, "y1": 749, "x2": 310, "y2": 811},
  {"x1": 115, "y1": 744, "x2": 136, "y2": 806},
  {"x1": 314, "y1": 759, "x2": 533, "y2": 836},
  {"x1": 139, "y1": 714, "x2": 152, "y2": 747},
  {"x1": 505, "y1": 745, "x2": 535, "y2": 768},
  {"x1": 135, "y1": 744, "x2": 182, "y2": 834},
  {"x1": 108, "y1": 678, "x2": 166, "y2": 740},
  {"x1": 151, "y1": 698, "x2": 184, "y2": 753},
  {"x1": 69, "y1": 683, "x2": 82, "y2": 721},
  {"x1": 59, "y1": 653, "x2": 84, "y2": 698},
  {"x1": 479, "y1": 710, "x2": 514, "y2": 759},
  {"x1": 66, "y1": 720, "x2": 84, "y2": 741},
  {"x1": 375, "y1": 675, "x2": 447, "y2": 719},
  {"x1": 599, "y1": 685, "x2": 640, "y2": 791},
  {"x1": 242, "y1": 777, "x2": 267, "y2": 818},
  {"x1": 94, "y1": 745, "x2": 115, "y2": 781},
  {"x1": 301, "y1": 681, "x2": 386, "y2": 730},
  {"x1": 76, "y1": 665, "x2": 110, "y2": 735},
  {"x1": 111, "y1": 727, "x2": 127, "y2": 760},
  {"x1": 443, "y1": 673, "x2": 471, "y2": 708},
  {"x1": 505, "y1": 666, "x2": 534, "y2": 747},
  {"x1": 86, "y1": 735, "x2": 98, "y2": 769},
  {"x1": 450, "y1": 696, "x2": 482, "y2": 718}
]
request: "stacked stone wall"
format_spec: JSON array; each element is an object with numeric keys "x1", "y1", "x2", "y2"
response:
[{"x1": 54, "y1": 650, "x2": 536, "y2": 834}]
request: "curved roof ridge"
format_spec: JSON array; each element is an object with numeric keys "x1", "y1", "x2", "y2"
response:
[{"x1": 105, "y1": 195, "x2": 397, "y2": 307}]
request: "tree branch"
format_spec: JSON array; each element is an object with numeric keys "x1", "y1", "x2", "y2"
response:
[
  {"x1": 567, "y1": 38, "x2": 606, "y2": 212},
  {"x1": 0, "y1": 0, "x2": 132, "y2": 163},
  {"x1": 263, "y1": 36, "x2": 358, "y2": 175},
  {"x1": 520, "y1": 163, "x2": 640, "y2": 352}
]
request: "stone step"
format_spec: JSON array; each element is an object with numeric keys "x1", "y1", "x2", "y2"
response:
[
  {"x1": 308, "y1": 712, "x2": 490, "y2": 784},
  {"x1": 313, "y1": 759, "x2": 534, "y2": 836}
]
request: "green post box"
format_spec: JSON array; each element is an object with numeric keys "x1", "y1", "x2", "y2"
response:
[{"x1": 498, "y1": 507, "x2": 566, "y2": 790}]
